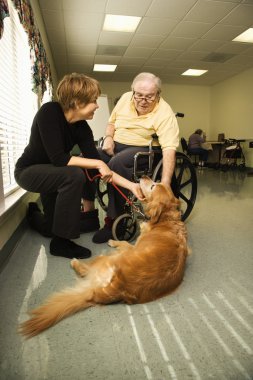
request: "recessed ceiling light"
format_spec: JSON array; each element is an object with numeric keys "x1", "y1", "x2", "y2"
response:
[
  {"x1": 181, "y1": 69, "x2": 208, "y2": 77},
  {"x1": 233, "y1": 28, "x2": 253, "y2": 43},
  {"x1": 103, "y1": 14, "x2": 141, "y2": 33},
  {"x1": 93, "y1": 64, "x2": 117, "y2": 72}
]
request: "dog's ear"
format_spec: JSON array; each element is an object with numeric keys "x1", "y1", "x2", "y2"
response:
[
  {"x1": 146, "y1": 201, "x2": 163, "y2": 223},
  {"x1": 145, "y1": 184, "x2": 180, "y2": 223},
  {"x1": 145, "y1": 185, "x2": 170, "y2": 223}
]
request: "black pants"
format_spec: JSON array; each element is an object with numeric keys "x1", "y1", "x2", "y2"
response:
[
  {"x1": 98, "y1": 143, "x2": 162, "y2": 219},
  {"x1": 15, "y1": 164, "x2": 96, "y2": 239}
]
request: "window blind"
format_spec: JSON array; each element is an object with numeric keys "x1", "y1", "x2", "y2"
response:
[{"x1": 0, "y1": 0, "x2": 37, "y2": 196}]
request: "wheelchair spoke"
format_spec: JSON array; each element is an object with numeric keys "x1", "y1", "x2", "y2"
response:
[
  {"x1": 112, "y1": 214, "x2": 137, "y2": 241},
  {"x1": 152, "y1": 152, "x2": 197, "y2": 221}
]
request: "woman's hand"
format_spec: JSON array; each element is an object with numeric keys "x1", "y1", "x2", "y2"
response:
[
  {"x1": 97, "y1": 161, "x2": 113, "y2": 183},
  {"x1": 102, "y1": 136, "x2": 115, "y2": 156},
  {"x1": 130, "y1": 183, "x2": 145, "y2": 201}
]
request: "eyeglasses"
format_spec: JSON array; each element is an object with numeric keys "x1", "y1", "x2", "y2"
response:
[{"x1": 133, "y1": 91, "x2": 158, "y2": 103}]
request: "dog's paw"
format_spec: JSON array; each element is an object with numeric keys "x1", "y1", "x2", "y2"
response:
[
  {"x1": 70, "y1": 258, "x2": 78, "y2": 268},
  {"x1": 187, "y1": 247, "x2": 192, "y2": 256},
  {"x1": 108, "y1": 239, "x2": 117, "y2": 247}
]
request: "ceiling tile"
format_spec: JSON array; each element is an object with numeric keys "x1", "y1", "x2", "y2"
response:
[
  {"x1": 106, "y1": 0, "x2": 153, "y2": 16},
  {"x1": 130, "y1": 35, "x2": 165, "y2": 48},
  {"x1": 40, "y1": 10, "x2": 65, "y2": 29},
  {"x1": 160, "y1": 36, "x2": 196, "y2": 50},
  {"x1": 120, "y1": 56, "x2": 147, "y2": 65},
  {"x1": 184, "y1": 1, "x2": 238, "y2": 23},
  {"x1": 96, "y1": 45, "x2": 127, "y2": 56},
  {"x1": 63, "y1": 11, "x2": 104, "y2": 30},
  {"x1": 62, "y1": 0, "x2": 107, "y2": 12},
  {"x1": 65, "y1": 29, "x2": 100, "y2": 45},
  {"x1": 38, "y1": 0, "x2": 253, "y2": 85},
  {"x1": 94, "y1": 55, "x2": 122, "y2": 64},
  {"x1": 216, "y1": 41, "x2": 253, "y2": 54},
  {"x1": 98, "y1": 31, "x2": 133, "y2": 46},
  {"x1": 202, "y1": 24, "x2": 247, "y2": 41},
  {"x1": 171, "y1": 21, "x2": 213, "y2": 38},
  {"x1": 190, "y1": 39, "x2": 225, "y2": 52},
  {"x1": 39, "y1": 0, "x2": 62, "y2": 11},
  {"x1": 137, "y1": 17, "x2": 178, "y2": 35},
  {"x1": 124, "y1": 47, "x2": 155, "y2": 58},
  {"x1": 152, "y1": 49, "x2": 182, "y2": 60},
  {"x1": 146, "y1": 0, "x2": 198, "y2": 19},
  {"x1": 67, "y1": 44, "x2": 97, "y2": 55},
  {"x1": 219, "y1": 4, "x2": 253, "y2": 27}
]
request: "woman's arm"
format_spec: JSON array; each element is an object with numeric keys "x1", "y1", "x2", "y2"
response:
[
  {"x1": 68, "y1": 156, "x2": 144, "y2": 200},
  {"x1": 111, "y1": 171, "x2": 145, "y2": 201},
  {"x1": 68, "y1": 156, "x2": 113, "y2": 182}
]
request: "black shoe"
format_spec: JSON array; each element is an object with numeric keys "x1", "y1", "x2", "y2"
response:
[
  {"x1": 26, "y1": 202, "x2": 53, "y2": 238},
  {"x1": 50, "y1": 237, "x2": 91, "y2": 259},
  {"x1": 80, "y1": 209, "x2": 100, "y2": 233},
  {"x1": 27, "y1": 202, "x2": 40, "y2": 217},
  {"x1": 92, "y1": 225, "x2": 113, "y2": 244}
]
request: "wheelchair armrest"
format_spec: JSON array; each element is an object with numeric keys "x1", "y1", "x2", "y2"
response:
[
  {"x1": 133, "y1": 151, "x2": 155, "y2": 182},
  {"x1": 97, "y1": 137, "x2": 104, "y2": 148}
]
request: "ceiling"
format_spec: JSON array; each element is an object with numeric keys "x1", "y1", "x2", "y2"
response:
[{"x1": 38, "y1": 0, "x2": 253, "y2": 86}]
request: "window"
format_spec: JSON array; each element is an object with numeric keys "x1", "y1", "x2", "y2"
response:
[{"x1": 0, "y1": 0, "x2": 37, "y2": 198}]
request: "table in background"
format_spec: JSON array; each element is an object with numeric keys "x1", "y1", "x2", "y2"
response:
[{"x1": 206, "y1": 141, "x2": 225, "y2": 165}]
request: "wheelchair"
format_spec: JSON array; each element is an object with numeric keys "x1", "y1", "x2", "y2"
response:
[
  {"x1": 220, "y1": 139, "x2": 246, "y2": 172},
  {"x1": 95, "y1": 135, "x2": 198, "y2": 241}
]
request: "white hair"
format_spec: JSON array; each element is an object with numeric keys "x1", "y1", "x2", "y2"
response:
[{"x1": 131, "y1": 72, "x2": 162, "y2": 93}]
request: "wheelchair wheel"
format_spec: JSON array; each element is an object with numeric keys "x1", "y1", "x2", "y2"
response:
[
  {"x1": 112, "y1": 213, "x2": 138, "y2": 241},
  {"x1": 152, "y1": 152, "x2": 197, "y2": 221},
  {"x1": 95, "y1": 177, "x2": 108, "y2": 211}
]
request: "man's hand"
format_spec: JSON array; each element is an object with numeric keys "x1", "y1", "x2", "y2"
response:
[
  {"x1": 130, "y1": 183, "x2": 145, "y2": 201},
  {"x1": 102, "y1": 136, "x2": 115, "y2": 156}
]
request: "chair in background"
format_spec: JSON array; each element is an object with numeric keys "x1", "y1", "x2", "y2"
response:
[{"x1": 180, "y1": 137, "x2": 199, "y2": 165}]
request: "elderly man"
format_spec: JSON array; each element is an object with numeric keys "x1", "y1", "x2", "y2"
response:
[{"x1": 93, "y1": 72, "x2": 179, "y2": 243}]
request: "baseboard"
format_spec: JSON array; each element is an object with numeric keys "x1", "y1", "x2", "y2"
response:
[{"x1": 0, "y1": 219, "x2": 27, "y2": 273}]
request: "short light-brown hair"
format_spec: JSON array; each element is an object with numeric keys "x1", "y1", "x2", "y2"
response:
[{"x1": 56, "y1": 73, "x2": 101, "y2": 112}]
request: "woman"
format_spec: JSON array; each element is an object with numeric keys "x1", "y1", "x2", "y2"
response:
[
  {"x1": 188, "y1": 129, "x2": 209, "y2": 167},
  {"x1": 14, "y1": 73, "x2": 144, "y2": 259}
]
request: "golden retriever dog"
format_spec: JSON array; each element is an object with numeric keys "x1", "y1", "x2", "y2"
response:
[{"x1": 19, "y1": 176, "x2": 189, "y2": 338}]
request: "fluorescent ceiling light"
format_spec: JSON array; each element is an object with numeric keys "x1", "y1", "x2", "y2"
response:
[
  {"x1": 181, "y1": 69, "x2": 208, "y2": 77},
  {"x1": 103, "y1": 14, "x2": 141, "y2": 32},
  {"x1": 93, "y1": 64, "x2": 117, "y2": 72},
  {"x1": 233, "y1": 28, "x2": 253, "y2": 43}
]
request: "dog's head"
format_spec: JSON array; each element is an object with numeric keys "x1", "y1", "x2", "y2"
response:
[{"x1": 140, "y1": 176, "x2": 181, "y2": 223}]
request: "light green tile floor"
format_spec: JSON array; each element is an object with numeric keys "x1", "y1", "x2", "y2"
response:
[{"x1": 0, "y1": 169, "x2": 253, "y2": 380}]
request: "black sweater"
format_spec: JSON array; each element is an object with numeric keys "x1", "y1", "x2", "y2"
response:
[{"x1": 16, "y1": 102, "x2": 100, "y2": 169}]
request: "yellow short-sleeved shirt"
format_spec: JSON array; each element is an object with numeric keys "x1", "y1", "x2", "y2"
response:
[{"x1": 109, "y1": 92, "x2": 179, "y2": 151}]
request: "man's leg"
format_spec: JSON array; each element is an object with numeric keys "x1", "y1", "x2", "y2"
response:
[{"x1": 93, "y1": 145, "x2": 150, "y2": 243}]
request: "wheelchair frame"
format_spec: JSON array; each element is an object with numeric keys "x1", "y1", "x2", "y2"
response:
[
  {"x1": 95, "y1": 137, "x2": 198, "y2": 241},
  {"x1": 220, "y1": 139, "x2": 246, "y2": 172}
]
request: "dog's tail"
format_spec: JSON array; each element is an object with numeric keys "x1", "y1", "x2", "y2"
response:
[{"x1": 19, "y1": 285, "x2": 94, "y2": 338}]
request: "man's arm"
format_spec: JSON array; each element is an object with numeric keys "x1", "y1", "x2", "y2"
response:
[
  {"x1": 161, "y1": 149, "x2": 176, "y2": 187},
  {"x1": 101, "y1": 123, "x2": 115, "y2": 156}
]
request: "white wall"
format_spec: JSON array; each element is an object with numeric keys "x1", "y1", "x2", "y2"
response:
[
  {"x1": 210, "y1": 67, "x2": 253, "y2": 167},
  {"x1": 100, "y1": 81, "x2": 211, "y2": 141},
  {"x1": 100, "y1": 73, "x2": 253, "y2": 166}
]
